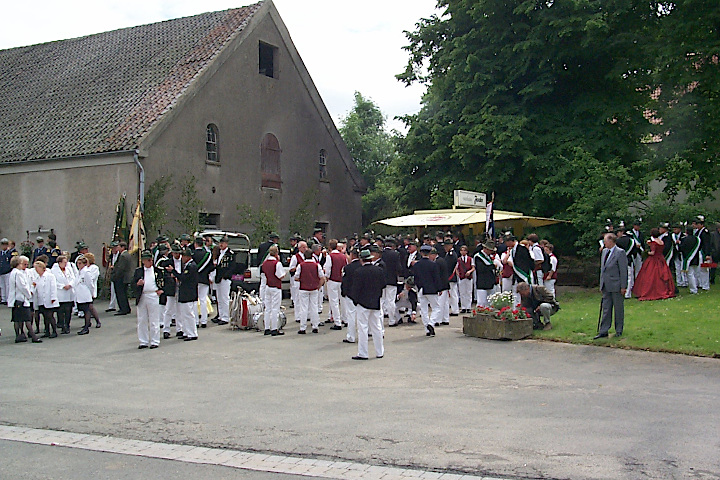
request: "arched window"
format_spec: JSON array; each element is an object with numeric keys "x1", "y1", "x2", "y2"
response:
[
  {"x1": 319, "y1": 149, "x2": 327, "y2": 180},
  {"x1": 206, "y1": 124, "x2": 219, "y2": 162},
  {"x1": 261, "y1": 133, "x2": 281, "y2": 189}
]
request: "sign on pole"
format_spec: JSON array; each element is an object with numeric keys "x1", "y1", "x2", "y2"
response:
[{"x1": 453, "y1": 190, "x2": 487, "y2": 209}]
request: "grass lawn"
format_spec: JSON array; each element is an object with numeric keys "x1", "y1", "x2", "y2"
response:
[{"x1": 534, "y1": 286, "x2": 720, "y2": 357}]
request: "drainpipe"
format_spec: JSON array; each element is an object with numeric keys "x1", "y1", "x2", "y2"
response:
[{"x1": 133, "y1": 149, "x2": 145, "y2": 212}]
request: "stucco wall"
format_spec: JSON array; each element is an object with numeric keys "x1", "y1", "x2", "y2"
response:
[
  {"x1": 142, "y1": 8, "x2": 363, "y2": 243},
  {"x1": 0, "y1": 155, "x2": 138, "y2": 258}
]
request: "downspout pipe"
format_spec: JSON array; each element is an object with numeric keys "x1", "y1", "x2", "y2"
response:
[{"x1": 133, "y1": 149, "x2": 145, "y2": 212}]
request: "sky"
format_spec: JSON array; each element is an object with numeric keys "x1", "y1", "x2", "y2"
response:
[{"x1": 0, "y1": 0, "x2": 439, "y2": 132}]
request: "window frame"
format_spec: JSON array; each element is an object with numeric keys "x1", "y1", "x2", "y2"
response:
[{"x1": 206, "y1": 124, "x2": 219, "y2": 163}]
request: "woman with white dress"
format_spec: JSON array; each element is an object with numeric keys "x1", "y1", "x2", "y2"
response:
[
  {"x1": 8, "y1": 255, "x2": 42, "y2": 343},
  {"x1": 75, "y1": 254, "x2": 101, "y2": 334},
  {"x1": 30, "y1": 261, "x2": 59, "y2": 338},
  {"x1": 51, "y1": 255, "x2": 76, "y2": 334}
]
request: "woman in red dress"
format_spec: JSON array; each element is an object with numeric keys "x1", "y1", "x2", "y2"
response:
[{"x1": 632, "y1": 228, "x2": 676, "y2": 300}]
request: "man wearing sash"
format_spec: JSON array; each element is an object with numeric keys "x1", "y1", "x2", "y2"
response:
[
  {"x1": 288, "y1": 241, "x2": 308, "y2": 309},
  {"x1": 456, "y1": 245, "x2": 474, "y2": 313},
  {"x1": 630, "y1": 219, "x2": 644, "y2": 277},
  {"x1": 193, "y1": 237, "x2": 214, "y2": 328},
  {"x1": 411, "y1": 245, "x2": 442, "y2": 336},
  {"x1": 680, "y1": 226, "x2": 702, "y2": 294},
  {"x1": 659, "y1": 223, "x2": 673, "y2": 266},
  {"x1": 671, "y1": 224, "x2": 687, "y2": 287},
  {"x1": 615, "y1": 226, "x2": 637, "y2": 299},
  {"x1": 504, "y1": 234, "x2": 534, "y2": 306},
  {"x1": 693, "y1": 216, "x2": 712, "y2": 291},
  {"x1": 474, "y1": 240, "x2": 500, "y2": 307},
  {"x1": 212, "y1": 236, "x2": 236, "y2": 326}
]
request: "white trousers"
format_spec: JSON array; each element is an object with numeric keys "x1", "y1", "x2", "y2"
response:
[
  {"x1": 178, "y1": 301, "x2": 197, "y2": 338},
  {"x1": 327, "y1": 280, "x2": 342, "y2": 326},
  {"x1": 440, "y1": 290, "x2": 450, "y2": 322},
  {"x1": 382, "y1": 285, "x2": 398, "y2": 324},
  {"x1": 356, "y1": 305, "x2": 384, "y2": 358},
  {"x1": 418, "y1": 290, "x2": 441, "y2": 331},
  {"x1": 0, "y1": 272, "x2": 10, "y2": 303},
  {"x1": 698, "y1": 265, "x2": 710, "y2": 290},
  {"x1": 458, "y1": 278, "x2": 473, "y2": 310},
  {"x1": 289, "y1": 276, "x2": 297, "y2": 305},
  {"x1": 108, "y1": 282, "x2": 117, "y2": 310},
  {"x1": 448, "y1": 282, "x2": 459, "y2": 314},
  {"x1": 317, "y1": 285, "x2": 324, "y2": 314},
  {"x1": 342, "y1": 296, "x2": 357, "y2": 342},
  {"x1": 535, "y1": 271, "x2": 544, "y2": 287},
  {"x1": 296, "y1": 289, "x2": 319, "y2": 330},
  {"x1": 197, "y1": 283, "x2": 210, "y2": 325},
  {"x1": 217, "y1": 279, "x2": 231, "y2": 322},
  {"x1": 163, "y1": 296, "x2": 180, "y2": 334},
  {"x1": 544, "y1": 278, "x2": 556, "y2": 299},
  {"x1": 263, "y1": 287, "x2": 282, "y2": 331},
  {"x1": 476, "y1": 289, "x2": 492, "y2": 308},
  {"x1": 625, "y1": 264, "x2": 635, "y2": 299},
  {"x1": 137, "y1": 293, "x2": 160, "y2": 347},
  {"x1": 674, "y1": 258, "x2": 688, "y2": 287},
  {"x1": 687, "y1": 265, "x2": 700, "y2": 294}
]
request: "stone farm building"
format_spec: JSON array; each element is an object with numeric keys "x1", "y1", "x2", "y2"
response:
[{"x1": 0, "y1": 0, "x2": 365, "y2": 254}]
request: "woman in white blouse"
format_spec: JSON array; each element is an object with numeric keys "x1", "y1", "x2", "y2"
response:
[
  {"x1": 51, "y1": 255, "x2": 76, "y2": 335},
  {"x1": 8, "y1": 255, "x2": 42, "y2": 343},
  {"x1": 30, "y1": 261, "x2": 59, "y2": 338},
  {"x1": 75, "y1": 255, "x2": 100, "y2": 334}
]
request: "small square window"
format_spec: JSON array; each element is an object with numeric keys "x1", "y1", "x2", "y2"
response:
[{"x1": 199, "y1": 213, "x2": 220, "y2": 227}]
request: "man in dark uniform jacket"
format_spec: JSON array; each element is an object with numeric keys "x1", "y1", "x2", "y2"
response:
[
  {"x1": 133, "y1": 250, "x2": 166, "y2": 348},
  {"x1": 350, "y1": 249, "x2": 386, "y2": 360},
  {"x1": 341, "y1": 248, "x2": 362, "y2": 343},
  {"x1": 475, "y1": 239, "x2": 499, "y2": 307},
  {"x1": 430, "y1": 248, "x2": 451, "y2": 326},
  {"x1": 412, "y1": 245, "x2": 443, "y2": 335},
  {"x1": 442, "y1": 239, "x2": 459, "y2": 316},
  {"x1": 212, "y1": 236, "x2": 237, "y2": 325},
  {"x1": 693, "y1": 216, "x2": 712, "y2": 291},
  {"x1": 257, "y1": 232, "x2": 279, "y2": 265},
  {"x1": 111, "y1": 242, "x2": 133, "y2": 315},
  {"x1": 381, "y1": 238, "x2": 402, "y2": 326},
  {"x1": 193, "y1": 237, "x2": 214, "y2": 328},
  {"x1": 32, "y1": 237, "x2": 51, "y2": 264},
  {"x1": 169, "y1": 248, "x2": 199, "y2": 341}
]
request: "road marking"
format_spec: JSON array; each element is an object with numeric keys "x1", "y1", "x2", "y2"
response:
[{"x1": 0, "y1": 425, "x2": 504, "y2": 480}]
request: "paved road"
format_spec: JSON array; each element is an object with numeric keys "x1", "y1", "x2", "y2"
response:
[
  {"x1": 1, "y1": 299, "x2": 719, "y2": 479},
  {"x1": 0, "y1": 440, "x2": 333, "y2": 480}
]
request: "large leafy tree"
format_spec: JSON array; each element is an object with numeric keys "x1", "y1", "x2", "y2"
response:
[
  {"x1": 339, "y1": 92, "x2": 400, "y2": 226},
  {"x1": 396, "y1": 0, "x2": 660, "y2": 254}
]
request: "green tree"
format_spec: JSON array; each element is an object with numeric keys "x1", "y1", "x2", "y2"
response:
[
  {"x1": 287, "y1": 189, "x2": 318, "y2": 241},
  {"x1": 237, "y1": 203, "x2": 279, "y2": 246},
  {"x1": 144, "y1": 175, "x2": 172, "y2": 237},
  {"x1": 176, "y1": 175, "x2": 204, "y2": 236},
  {"x1": 339, "y1": 92, "x2": 400, "y2": 226},
  {"x1": 396, "y1": 0, "x2": 659, "y2": 254}
]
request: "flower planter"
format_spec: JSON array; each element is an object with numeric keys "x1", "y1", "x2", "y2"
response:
[{"x1": 463, "y1": 312, "x2": 533, "y2": 341}]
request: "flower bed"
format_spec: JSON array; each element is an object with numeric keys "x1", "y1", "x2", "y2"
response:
[{"x1": 462, "y1": 295, "x2": 533, "y2": 340}]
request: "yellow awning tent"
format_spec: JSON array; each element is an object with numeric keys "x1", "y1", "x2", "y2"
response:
[{"x1": 374, "y1": 208, "x2": 567, "y2": 237}]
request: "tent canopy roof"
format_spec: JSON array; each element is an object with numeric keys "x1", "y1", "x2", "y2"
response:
[{"x1": 374, "y1": 208, "x2": 566, "y2": 229}]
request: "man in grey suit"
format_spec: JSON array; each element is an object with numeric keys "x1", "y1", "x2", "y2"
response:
[{"x1": 595, "y1": 233, "x2": 628, "y2": 339}]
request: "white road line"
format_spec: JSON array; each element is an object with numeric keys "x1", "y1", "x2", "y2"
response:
[{"x1": 0, "y1": 425, "x2": 504, "y2": 480}]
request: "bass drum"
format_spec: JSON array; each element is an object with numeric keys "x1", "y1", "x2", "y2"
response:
[{"x1": 254, "y1": 308, "x2": 288, "y2": 332}]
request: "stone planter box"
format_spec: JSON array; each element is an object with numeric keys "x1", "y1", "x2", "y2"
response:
[{"x1": 463, "y1": 313, "x2": 533, "y2": 341}]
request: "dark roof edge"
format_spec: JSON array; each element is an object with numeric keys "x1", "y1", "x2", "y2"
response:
[
  {"x1": 137, "y1": 2, "x2": 265, "y2": 152},
  {"x1": 0, "y1": 149, "x2": 137, "y2": 167},
  {"x1": 266, "y1": 2, "x2": 367, "y2": 193}
]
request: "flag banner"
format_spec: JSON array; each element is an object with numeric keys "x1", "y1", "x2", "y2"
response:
[
  {"x1": 128, "y1": 201, "x2": 146, "y2": 261},
  {"x1": 485, "y1": 200, "x2": 494, "y2": 239}
]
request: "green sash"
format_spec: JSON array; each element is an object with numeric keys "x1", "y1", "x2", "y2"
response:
[
  {"x1": 682, "y1": 236, "x2": 700, "y2": 270},
  {"x1": 475, "y1": 251, "x2": 492, "y2": 266}
]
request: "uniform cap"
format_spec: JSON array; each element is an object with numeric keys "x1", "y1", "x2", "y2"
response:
[
  {"x1": 659, "y1": 222, "x2": 670, "y2": 229},
  {"x1": 180, "y1": 233, "x2": 192, "y2": 241},
  {"x1": 140, "y1": 250, "x2": 153, "y2": 259},
  {"x1": 36, "y1": 236, "x2": 44, "y2": 242},
  {"x1": 219, "y1": 235, "x2": 229, "y2": 243},
  {"x1": 368, "y1": 244, "x2": 381, "y2": 253},
  {"x1": 77, "y1": 242, "x2": 88, "y2": 249},
  {"x1": 158, "y1": 244, "x2": 169, "y2": 252},
  {"x1": 443, "y1": 238, "x2": 453, "y2": 245},
  {"x1": 359, "y1": 249, "x2": 372, "y2": 260},
  {"x1": 182, "y1": 248, "x2": 193, "y2": 257},
  {"x1": 156, "y1": 235, "x2": 168, "y2": 243},
  {"x1": 419, "y1": 244, "x2": 433, "y2": 253},
  {"x1": 171, "y1": 244, "x2": 182, "y2": 253},
  {"x1": 483, "y1": 240, "x2": 497, "y2": 251},
  {"x1": 269, "y1": 232, "x2": 280, "y2": 239},
  {"x1": 0, "y1": 238, "x2": 8, "y2": 244}
]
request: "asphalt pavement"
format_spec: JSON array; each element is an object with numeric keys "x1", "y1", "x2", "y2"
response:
[{"x1": 1, "y1": 298, "x2": 719, "y2": 480}]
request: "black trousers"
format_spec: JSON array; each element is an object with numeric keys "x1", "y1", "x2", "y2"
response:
[
  {"x1": 57, "y1": 302, "x2": 73, "y2": 330},
  {"x1": 113, "y1": 279, "x2": 131, "y2": 313}
]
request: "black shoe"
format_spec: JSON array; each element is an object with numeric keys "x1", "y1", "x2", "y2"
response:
[
  {"x1": 61, "y1": 329, "x2": 70, "y2": 335},
  {"x1": 441, "y1": 321, "x2": 450, "y2": 325},
  {"x1": 114, "y1": 311, "x2": 130, "y2": 316},
  {"x1": 295, "y1": 319, "x2": 300, "y2": 323},
  {"x1": 298, "y1": 330, "x2": 306, "y2": 334},
  {"x1": 434, "y1": 323, "x2": 440, "y2": 327},
  {"x1": 217, "y1": 320, "x2": 228, "y2": 325},
  {"x1": 427, "y1": 325, "x2": 436, "y2": 337},
  {"x1": 184, "y1": 336, "x2": 198, "y2": 341},
  {"x1": 593, "y1": 333, "x2": 609, "y2": 340},
  {"x1": 450, "y1": 313, "x2": 459, "y2": 317},
  {"x1": 376, "y1": 355, "x2": 383, "y2": 359},
  {"x1": 149, "y1": 345, "x2": 159, "y2": 349},
  {"x1": 163, "y1": 332, "x2": 170, "y2": 339},
  {"x1": 615, "y1": 332, "x2": 623, "y2": 338},
  {"x1": 49, "y1": 333, "x2": 58, "y2": 338},
  {"x1": 264, "y1": 329, "x2": 271, "y2": 336},
  {"x1": 77, "y1": 329, "x2": 89, "y2": 335},
  {"x1": 342, "y1": 322, "x2": 348, "y2": 327},
  {"x1": 352, "y1": 356, "x2": 368, "y2": 360},
  {"x1": 397, "y1": 319, "x2": 403, "y2": 324},
  {"x1": 170, "y1": 320, "x2": 176, "y2": 326},
  {"x1": 343, "y1": 339, "x2": 354, "y2": 343},
  {"x1": 105, "y1": 308, "x2": 116, "y2": 312},
  {"x1": 200, "y1": 324, "x2": 207, "y2": 328},
  {"x1": 318, "y1": 321, "x2": 325, "y2": 327},
  {"x1": 176, "y1": 331, "x2": 184, "y2": 337},
  {"x1": 138, "y1": 345, "x2": 148, "y2": 349},
  {"x1": 15, "y1": 337, "x2": 28, "y2": 343},
  {"x1": 271, "y1": 329, "x2": 284, "y2": 336},
  {"x1": 388, "y1": 323, "x2": 398, "y2": 327},
  {"x1": 95, "y1": 322, "x2": 101, "y2": 328},
  {"x1": 211, "y1": 317, "x2": 220, "y2": 324},
  {"x1": 41, "y1": 333, "x2": 49, "y2": 338},
  {"x1": 329, "y1": 325, "x2": 342, "y2": 330},
  {"x1": 312, "y1": 328, "x2": 319, "y2": 333}
]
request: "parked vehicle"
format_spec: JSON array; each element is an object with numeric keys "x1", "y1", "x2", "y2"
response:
[
  {"x1": 241, "y1": 248, "x2": 292, "y2": 297},
  {"x1": 195, "y1": 230, "x2": 251, "y2": 269}
]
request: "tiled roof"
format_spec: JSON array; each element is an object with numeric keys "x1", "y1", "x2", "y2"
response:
[{"x1": 0, "y1": 3, "x2": 261, "y2": 163}]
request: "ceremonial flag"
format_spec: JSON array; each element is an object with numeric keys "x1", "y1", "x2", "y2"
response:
[
  {"x1": 127, "y1": 201, "x2": 146, "y2": 261},
  {"x1": 485, "y1": 192, "x2": 494, "y2": 239}
]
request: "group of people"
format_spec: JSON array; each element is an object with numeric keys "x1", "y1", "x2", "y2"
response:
[
  {"x1": 2, "y1": 236, "x2": 102, "y2": 343},
  {"x1": 258, "y1": 228, "x2": 561, "y2": 360},
  {"x1": 596, "y1": 215, "x2": 716, "y2": 340}
]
